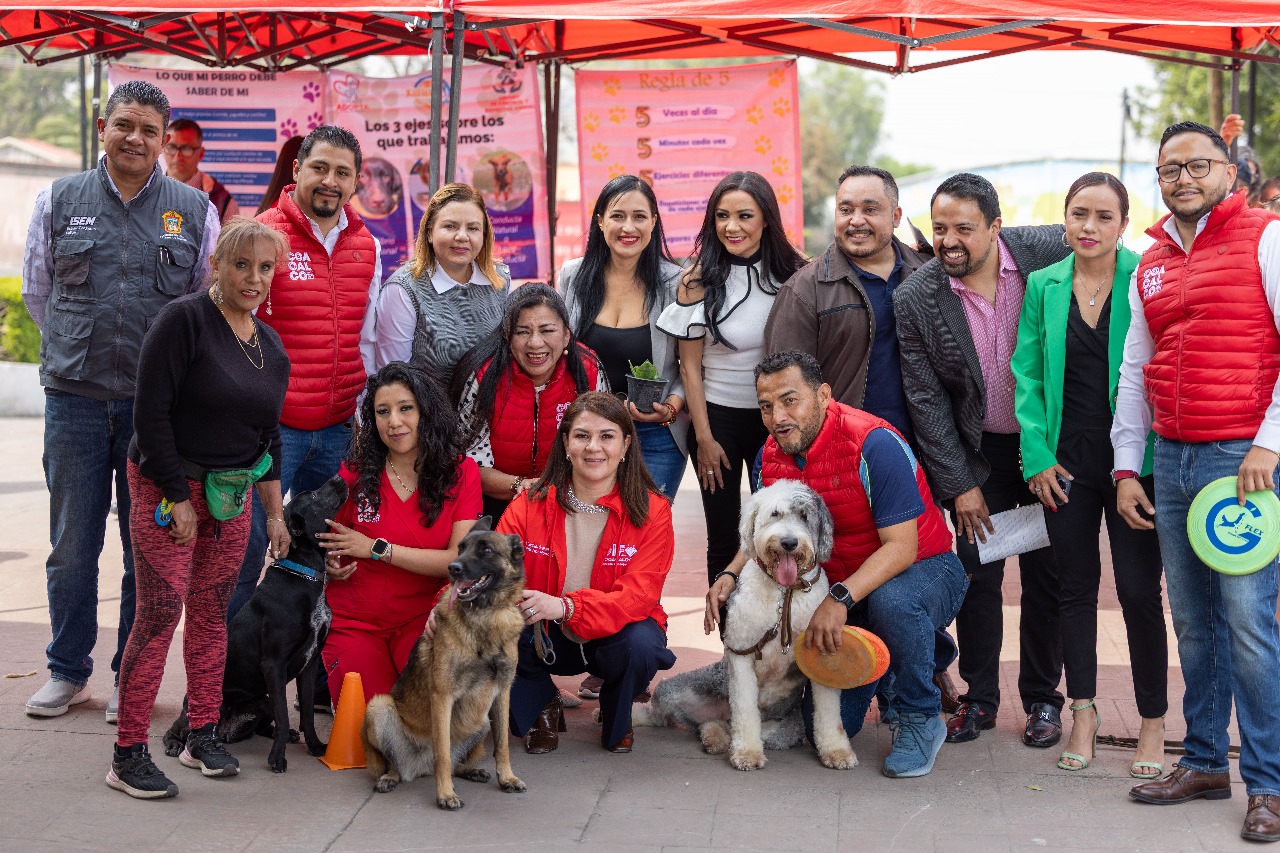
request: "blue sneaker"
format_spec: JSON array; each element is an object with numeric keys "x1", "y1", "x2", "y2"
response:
[{"x1": 882, "y1": 712, "x2": 945, "y2": 778}]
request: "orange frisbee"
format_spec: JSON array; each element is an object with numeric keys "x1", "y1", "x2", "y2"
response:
[{"x1": 794, "y1": 626, "x2": 891, "y2": 690}]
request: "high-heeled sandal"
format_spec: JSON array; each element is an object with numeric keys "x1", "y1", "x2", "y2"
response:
[
  {"x1": 1130, "y1": 715, "x2": 1165, "y2": 779},
  {"x1": 525, "y1": 696, "x2": 567, "y2": 754},
  {"x1": 1057, "y1": 699, "x2": 1100, "y2": 771}
]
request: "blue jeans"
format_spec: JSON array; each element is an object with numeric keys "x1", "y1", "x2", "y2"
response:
[
  {"x1": 42, "y1": 389, "x2": 136, "y2": 686},
  {"x1": 228, "y1": 421, "x2": 352, "y2": 619},
  {"x1": 1154, "y1": 437, "x2": 1280, "y2": 795},
  {"x1": 635, "y1": 422, "x2": 686, "y2": 499},
  {"x1": 804, "y1": 552, "x2": 969, "y2": 739}
]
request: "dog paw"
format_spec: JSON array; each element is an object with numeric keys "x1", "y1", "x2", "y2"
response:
[
  {"x1": 699, "y1": 722, "x2": 731, "y2": 755},
  {"x1": 268, "y1": 756, "x2": 288, "y2": 773},
  {"x1": 820, "y1": 748, "x2": 858, "y2": 770},
  {"x1": 499, "y1": 776, "x2": 527, "y2": 793},
  {"x1": 306, "y1": 739, "x2": 327, "y2": 757},
  {"x1": 591, "y1": 708, "x2": 603, "y2": 725},
  {"x1": 436, "y1": 793, "x2": 464, "y2": 810},
  {"x1": 287, "y1": 728, "x2": 301, "y2": 744},
  {"x1": 729, "y1": 750, "x2": 767, "y2": 771},
  {"x1": 374, "y1": 777, "x2": 399, "y2": 793},
  {"x1": 163, "y1": 742, "x2": 183, "y2": 758},
  {"x1": 456, "y1": 767, "x2": 491, "y2": 783}
]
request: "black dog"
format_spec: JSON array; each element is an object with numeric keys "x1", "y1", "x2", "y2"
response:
[{"x1": 163, "y1": 474, "x2": 348, "y2": 772}]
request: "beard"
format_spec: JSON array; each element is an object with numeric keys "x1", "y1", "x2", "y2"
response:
[
  {"x1": 939, "y1": 242, "x2": 992, "y2": 278},
  {"x1": 1167, "y1": 184, "x2": 1230, "y2": 225},
  {"x1": 308, "y1": 192, "x2": 342, "y2": 221},
  {"x1": 838, "y1": 228, "x2": 889, "y2": 260},
  {"x1": 774, "y1": 419, "x2": 822, "y2": 456}
]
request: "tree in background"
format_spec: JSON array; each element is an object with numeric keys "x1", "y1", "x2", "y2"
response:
[
  {"x1": 1135, "y1": 48, "x2": 1280, "y2": 181},
  {"x1": 0, "y1": 56, "x2": 88, "y2": 152}
]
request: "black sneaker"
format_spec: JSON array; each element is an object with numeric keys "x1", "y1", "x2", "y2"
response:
[
  {"x1": 106, "y1": 744, "x2": 178, "y2": 799},
  {"x1": 180, "y1": 722, "x2": 240, "y2": 777}
]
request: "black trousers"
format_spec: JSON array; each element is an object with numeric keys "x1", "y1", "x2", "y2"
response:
[
  {"x1": 508, "y1": 619, "x2": 675, "y2": 749},
  {"x1": 687, "y1": 401, "x2": 770, "y2": 585},
  {"x1": 1045, "y1": 426, "x2": 1168, "y2": 718},
  {"x1": 953, "y1": 431, "x2": 1064, "y2": 715}
]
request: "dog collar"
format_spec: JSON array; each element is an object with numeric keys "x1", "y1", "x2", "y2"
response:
[{"x1": 273, "y1": 559, "x2": 323, "y2": 583}]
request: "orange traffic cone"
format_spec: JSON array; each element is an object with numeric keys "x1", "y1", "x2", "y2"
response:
[{"x1": 319, "y1": 671, "x2": 367, "y2": 770}]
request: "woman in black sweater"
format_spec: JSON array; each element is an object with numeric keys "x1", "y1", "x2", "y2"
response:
[{"x1": 108, "y1": 218, "x2": 291, "y2": 801}]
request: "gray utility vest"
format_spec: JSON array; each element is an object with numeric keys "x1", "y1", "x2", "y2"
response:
[{"x1": 42, "y1": 161, "x2": 209, "y2": 400}]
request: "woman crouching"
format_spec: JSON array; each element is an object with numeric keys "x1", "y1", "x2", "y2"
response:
[{"x1": 501, "y1": 391, "x2": 676, "y2": 753}]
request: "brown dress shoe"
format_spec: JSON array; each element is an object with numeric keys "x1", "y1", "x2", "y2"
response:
[
  {"x1": 1129, "y1": 765, "x2": 1231, "y2": 805},
  {"x1": 933, "y1": 671, "x2": 961, "y2": 715},
  {"x1": 1243, "y1": 795, "x2": 1280, "y2": 842},
  {"x1": 525, "y1": 697, "x2": 566, "y2": 754},
  {"x1": 603, "y1": 725, "x2": 634, "y2": 753}
]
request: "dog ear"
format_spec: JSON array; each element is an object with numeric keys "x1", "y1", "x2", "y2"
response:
[
  {"x1": 286, "y1": 508, "x2": 307, "y2": 540},
  {"x1": 472, "y1": 515, "x2": 493, "y2": 532},
  {"x1": 737, "y1": 490, "x2": 760, "y2": 560},
  {"x1": 811, "y1": 491, "x2": 835, "y2": 564},
  {"x1": 505, "y1": 534, "x2": 523, "y2": 560}
]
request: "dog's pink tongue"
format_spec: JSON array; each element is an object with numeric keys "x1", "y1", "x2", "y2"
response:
[
  {"x1": 776, "y1": 554, "x2": 799, "y2": 587},
  {"x1": 448, "y1": 584, "x2": 460, "y2": 610}
]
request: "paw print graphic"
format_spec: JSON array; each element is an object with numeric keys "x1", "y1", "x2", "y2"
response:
[
  {"x1": 776, "y1": 184, "x2": 795, "y2": 205},
  {"x1": 768, "y1": 68, "x2": 786, "y2": 88},
  {"x1": 279, "y1": 119, "x2": 298, "y2": 139},
  {"x1": 746, "y1": 105, "x2": 764, "y2": 126},
  {"x1": 608, "y1": 162, "x2": 627, "y2": 179},
  {"x1": 772, "y1": 97, "x2": 791, "y2": 118},
  {"x1": 772, "y1": 157, "x2": 790, "y2": 178},
  {"x1": 784, "y1": 225, "x2": 799, "y2": 245},
  {"x1": 602, "y1": 75, "x2": 622, "y2": 97},
  {"x1": 301, "y1": 81, "x2": 322, "y2": 103},
  {"x1": 306, "y1": 112, "x2": 323, "y2": 131},
  {"x1": 753, "y1": 135, "x2": 772, "y2": 156},
  {"x1": 582, "y1": 112, "x2": 600, "y2": 133},
  {"x1": 609, "y1": 106, "x2": 627, "y2": 124},
  {"x1": 591, "y1": 143, "x2": 609, "y2": 163}
]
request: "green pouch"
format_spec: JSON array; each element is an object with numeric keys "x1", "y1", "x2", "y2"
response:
[{"x1": 203, "y1": 450, "x2": 273, "y2": 521}]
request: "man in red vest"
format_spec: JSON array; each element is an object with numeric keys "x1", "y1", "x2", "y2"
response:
[
  {"x1": 1113, "y1": 121, "x2": 1280, "y2": 843},
  {"x1": 232, "y1": 126, "x2": 381, "y2": 651},
  {"x1": 705, "y1": 350, "x2": 967, "y2": 778}
]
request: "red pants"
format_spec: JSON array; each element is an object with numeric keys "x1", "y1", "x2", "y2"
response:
[
  {"x1": 116, "y1": 462, "x2": 248, "y2": 746},
  {"x1": 322, "y1": 612, "x2": 430, "y2": 705}
]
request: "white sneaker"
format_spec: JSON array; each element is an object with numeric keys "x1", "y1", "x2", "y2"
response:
[
  {"x1": 105, "y1": 686, "x2": 119, "y2": 724},
  {"x1": 26, "y1": 678, "x2": 91, "y2": 717}
]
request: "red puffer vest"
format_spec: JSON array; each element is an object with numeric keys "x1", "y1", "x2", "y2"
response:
[
  {"x1": 477, "y1": 349, "x2": 602, "y2": 478},
  {"x1": 1138, "y1": 190, "x2": 1280, "y2": 442},
  {"x1": 760, "y1": 401, "x2": 953, "y2": 583},
  {"x1": 257, "y1": 186, "x2": 377, "y2": 431}
]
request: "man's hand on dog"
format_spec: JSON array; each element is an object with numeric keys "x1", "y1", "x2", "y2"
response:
[
  {"x1": 266, "y1": 517, "x2": 291, "y2": 561},
  {"x1": 169, "y1": 500, "x2": 197, "y2": 545},
  {"x1": 804, "y1": 598, "x2": 847, "y2": 655}
]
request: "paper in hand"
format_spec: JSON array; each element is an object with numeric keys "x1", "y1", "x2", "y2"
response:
[{"x1": 975, "y1": 504, "x2": 1051, "y2": 564}]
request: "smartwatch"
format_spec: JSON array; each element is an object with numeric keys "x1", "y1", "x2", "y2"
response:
[
  {"x1": 370, "y1": 538, "x2": 392, "y2": 562},
  {"x1": 829, "y1": 581, "x2": 856, "y2": 612}
]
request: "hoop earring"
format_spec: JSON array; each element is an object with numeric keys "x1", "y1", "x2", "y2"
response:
[
  {"x1": 1060, "y1": 231, "x2": 1070, "y2": 248},
  {"x1": 1117, "y1": 235, "x2": 1125, "y2": 249}
]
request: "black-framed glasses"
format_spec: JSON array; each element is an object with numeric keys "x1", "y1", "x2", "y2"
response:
[
  {"x1": 1156, "y1": 158, "x2": 1230, "y2": 183},
  {"x1": 163, "y1": 143, "x2": 200, "y2": 157}
]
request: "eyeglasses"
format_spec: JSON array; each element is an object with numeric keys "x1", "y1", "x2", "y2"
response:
[
  {"x1": 163, "y1": 144, "x2": 200, "y2": 157},
  {"x1": 1263, "y1": 195, "x2": 1280, "y2": 212},
  {"x1": 1156, "y1": 158, "x2": 1230, "y2": 183}
]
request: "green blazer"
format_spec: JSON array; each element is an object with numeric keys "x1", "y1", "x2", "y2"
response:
[{"x1": 1012, "y1": 247, "x2": 1154, "y2": 480}]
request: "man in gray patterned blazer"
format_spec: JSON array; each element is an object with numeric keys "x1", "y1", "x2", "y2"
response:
[{"x1": 893, "y1": 173, "x2": 1069, "y2": 749}]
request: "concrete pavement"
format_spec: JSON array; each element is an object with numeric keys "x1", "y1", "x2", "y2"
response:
[{"x1": 0, "y1": 416, "x2": 1261, "y2": 852}]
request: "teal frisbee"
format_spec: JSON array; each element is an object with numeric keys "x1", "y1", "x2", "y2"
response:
[{"x1": 1187, "y1": 476, "x2": 1280, "y2": 575}]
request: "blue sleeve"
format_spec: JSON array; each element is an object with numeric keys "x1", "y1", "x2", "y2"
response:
[{"x1": 859, "y1": 428, "x2": 926, "y2": 529}]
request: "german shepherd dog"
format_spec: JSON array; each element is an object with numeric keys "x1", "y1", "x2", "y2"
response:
[
  {"x1": 162, "y1": 474, "x2": 348, "y2": 772},
  {"x1": 361, "y1": 517, "x2": 527, "y2": 810}
]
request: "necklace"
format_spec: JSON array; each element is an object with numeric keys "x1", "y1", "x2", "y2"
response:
[
  {"x1": 565, "y1": 485, "x2": 608, "y2": 514},
  {"x1": 215, "y1": 303, "x2": 264, "y2": 370},
  {"x1": 387, "y1": 457, "x2": 413, "y2": 493},
  {"x1": 1074, "y1": 269, "x2": 1113, "y2": 307}
]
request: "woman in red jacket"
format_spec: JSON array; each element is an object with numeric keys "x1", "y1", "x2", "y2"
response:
[
  {"x1": 451, "y1": 283, "x2": 607, "y2": 521},
  {"x1": 500, "y1": 391, "x2": 676, "y2": 753},
  {"x1": 319, "y1": 362, "x2": 481, "y2": 704}
]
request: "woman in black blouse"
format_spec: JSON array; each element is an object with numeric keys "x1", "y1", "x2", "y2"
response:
[{"x1": 109, "y1": 218, "x2": 292, "y2": 800}]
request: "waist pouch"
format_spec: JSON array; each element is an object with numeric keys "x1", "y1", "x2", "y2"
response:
[{"x1": 182, "y1": 448, "x2": 273, "y2": 521}]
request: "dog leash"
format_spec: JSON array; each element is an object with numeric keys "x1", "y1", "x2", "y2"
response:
[
  {"x1": 532, "y1": 620, "x2": 556, "y2": 666},
  {"x1": 725, "y1": 565, "x2": 820, "y2": 660}
]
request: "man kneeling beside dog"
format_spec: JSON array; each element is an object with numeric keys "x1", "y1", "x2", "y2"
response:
[{"x1": 697, "y1": 351, "x2": 968, "y2": 778}]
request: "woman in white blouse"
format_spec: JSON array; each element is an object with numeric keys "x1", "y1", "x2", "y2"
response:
[{"x1": 657, "y1": 171, "x2": 807, "y2": 587}]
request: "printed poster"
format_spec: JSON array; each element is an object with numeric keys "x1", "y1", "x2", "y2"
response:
[
  {"x1": 328, "y1": 64, "x2": 549, "y2": 279},
  {"x1": 575, "y1": 61, "x2": 803, "y2": 257},
  {"x1": 108, "y1": 63, "x2": 325, "y2": 214}
]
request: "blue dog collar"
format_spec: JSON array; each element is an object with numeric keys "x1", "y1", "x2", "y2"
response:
[{"x1": 273, "y1": 558, "x2": 323, "y2": 583}]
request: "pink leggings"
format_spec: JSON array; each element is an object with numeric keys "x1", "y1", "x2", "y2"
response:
[{"x1": 116, "y1": 462, "x2": 248, "y2": 746}]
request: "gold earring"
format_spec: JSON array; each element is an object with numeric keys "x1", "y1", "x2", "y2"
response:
[{"x1": 210, "y1": 282, "x2": 223, "y2": 306}]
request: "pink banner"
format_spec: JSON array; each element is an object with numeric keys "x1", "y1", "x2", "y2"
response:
[{"x1": 575, "y1": 61, "x2": 802, "y2": 258}]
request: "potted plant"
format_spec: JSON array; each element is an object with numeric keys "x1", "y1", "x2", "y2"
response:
[{"x1": 626, "y1": 359, "x2": 669, "y2": 414}]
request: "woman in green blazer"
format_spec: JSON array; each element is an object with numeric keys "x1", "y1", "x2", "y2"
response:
[{"x1": 1012, "y1": 172, "x2": 1167, "y2": 778}]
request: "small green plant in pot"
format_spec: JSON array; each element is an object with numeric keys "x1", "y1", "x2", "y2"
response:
[{"x1": 626, "y1": 360, "x2": 669, "y2": 414}]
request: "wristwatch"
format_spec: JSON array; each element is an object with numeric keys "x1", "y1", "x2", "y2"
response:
[
  {"x1": 370, "y1": 538, "x2": 392, "y2": 562},
  {"x1": 829, "y1": 581, "x2": 856, "y2": 612},
  {"x1": 1110, "y1": 469, "x2": 1139, "y2": 488}
]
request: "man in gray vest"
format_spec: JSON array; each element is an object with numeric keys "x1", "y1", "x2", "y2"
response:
[{"x1": 21, "y1": 80, "x2": 219, "y2": 722}]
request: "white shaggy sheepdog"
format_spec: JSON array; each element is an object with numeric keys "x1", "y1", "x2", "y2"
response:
[{"x1": 633, "y1": 480, "x2": 856, "y2": 771}]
